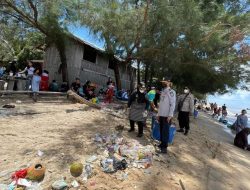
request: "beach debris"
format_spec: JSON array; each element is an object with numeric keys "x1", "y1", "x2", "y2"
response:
[
  {"x1": 86, "y1": 155, "x2": 98, "y2": 163},
  {"x1": 101, "y1": 158, "x2": 115, "y2": 173},
  {"x1": 16, "y1": 178, "x2": 32, "y2": 187},
  {"x1": 11, "y1": 169, "x2": 28, "y2": 181},
  {"x1": 52, "y1": 179, "x2": 68, "y2": 190},
  {"x1": 26, "y1": 164, "x2": 46, "y2": 181},
  {"x1": 37, "y1": 150, "x2": 44, "y2": 157},
  {"x1": 113, "y1": 158, "x2": 128, "y2": 171},
  {"x1": 70, "y1": 162, "x2": 83, "y2": 177},
  {"x1": 71, "y1": 180, "x2": 79, "y2": 188},
  {"x1": 85, "y1": 164, "x2": 92, "y2": 178},
  {"x1": 2, "y1": 104, "x2": 15, "y2": 108},
  {"x1": 16, "y1": 100, "x2": 22, "y2": 104}
]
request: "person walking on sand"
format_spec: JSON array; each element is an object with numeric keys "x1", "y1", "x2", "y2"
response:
[
  {"x1": 128, "y1": 83, "x2": 148, "y2": 137},
  {"x1": 176, "y1": 87, "x2": 194, "y2": 135},
  {"x1": 234, "y1": 109, "x2": 248, "y2": 134},
  {"x1": 157, "y1": 77, "x2": 176, "y2": 154}
]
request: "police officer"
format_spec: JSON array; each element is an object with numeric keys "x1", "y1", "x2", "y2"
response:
[{"x1": 157, "y1": 77, "x2": 176, "y2": 154}]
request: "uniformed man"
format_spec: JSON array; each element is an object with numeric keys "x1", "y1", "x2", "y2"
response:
[{"x1": 157, "y1": 77, "x2": 176, "y2": 154}]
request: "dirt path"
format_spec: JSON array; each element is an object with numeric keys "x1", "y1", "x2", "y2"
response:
[{"x1": 0, "y1": 95, "x2": 249, "y2": 190}]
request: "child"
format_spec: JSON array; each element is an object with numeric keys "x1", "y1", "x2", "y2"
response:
[
  {"x1": 32, "y1": 68, "x2": 41, "y2": 102},
  {"x1": 105, "y1": 84, "x2": 114, "y2": 103}
]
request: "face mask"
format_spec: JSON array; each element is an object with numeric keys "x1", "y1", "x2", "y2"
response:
[
  {"x1": 139, "y1": 89, "x2": 144, "y2": 93},
  {"x1": 184, "y1": 89, "x2": 189, "y2": 94}
]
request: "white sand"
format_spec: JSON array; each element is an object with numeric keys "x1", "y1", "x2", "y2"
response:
[{"x1": 0, "y1": 95, "x2": 250, "y2": 190}]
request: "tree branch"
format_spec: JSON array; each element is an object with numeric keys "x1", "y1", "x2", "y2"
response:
[
  {"x1": 3, "y1": 0, "x2": 48, "y2": 36},
  {"x1": 27, "y1": 0, "x2": 38, "y2": 22}
]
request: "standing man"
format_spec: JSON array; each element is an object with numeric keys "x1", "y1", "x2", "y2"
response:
[
  {"x1": 176, "y1": 87, "x2": 194, "y2": 135},
  {"x1": 158, "y1": 77, "x2": 176, "y2": 154}
]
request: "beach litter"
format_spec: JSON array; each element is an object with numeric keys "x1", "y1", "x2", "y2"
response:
[
  {"x1": 52, "y1": 179, "x2": 68, "y2": 190},
  {"x1": 70, "y1": 162, "x2": 83, "y2": 177},
  {"x1": 71, "y1": 180, "x2": 79, "y2": 188},
  {"x1": 94, "y1": 132, "x2": 154, "y2": 174},
  {"x1": 37, "y1": 150, "x2": 44, "y2": 157}
]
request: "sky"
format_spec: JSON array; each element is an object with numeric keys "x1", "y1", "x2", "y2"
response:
[
  {"x1": 68, "y1": 26, "x2": 249, "y2": 114},
  {"x1": 69, "y1": 25, "x2": 104, "y2": 49}
]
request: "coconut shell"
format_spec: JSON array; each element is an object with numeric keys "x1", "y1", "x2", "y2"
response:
[
  {"x1": 70, "y1": 162, "x2": 83, "y2": 177},
  {"x1": 26, "y1": 164, "x2": 46, "y2": 181}
]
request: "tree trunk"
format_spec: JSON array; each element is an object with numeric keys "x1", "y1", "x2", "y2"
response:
[
  {"x1": 129, "y1": 66, "x2": 135, "y2": 93},
  {"x1": 144, "y1": 63, "x2": 149, "y2": 85},
  {"x1": 137, "y1": 61, "x2": 141, "y2": 84},
  {"x1": 57, "y1": 47, "x2": 68, "y2": 82},
  {"x1": 113, "y1": 61, "x2": 122, "y2": 90},
  {"x1": 150, "y1": 64, "x2": 154, "y2": 84}
]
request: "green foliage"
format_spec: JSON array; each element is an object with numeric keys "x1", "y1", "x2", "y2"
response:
[{"x1": 78, "y1": 0, "x2": 250, "y2": 94}]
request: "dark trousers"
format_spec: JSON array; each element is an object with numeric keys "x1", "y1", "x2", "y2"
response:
[
  {"x1": 178, "y1": 111, "x2": 190, "y2": 131},
  {"x1": 130, "y1": 120, "x2": 144, "y2": 134},
  {"x1": 159, "y1": 117, "x2": 170, "y2": 149}
]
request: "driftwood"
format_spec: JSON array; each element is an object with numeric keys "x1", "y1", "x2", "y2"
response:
[{"x1": 67, "y1": 90, "x2": 101, "y2": 109}]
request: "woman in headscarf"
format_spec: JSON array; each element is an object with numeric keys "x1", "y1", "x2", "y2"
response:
[
  {"x1": 234, "y1": 128, "x2": 250, "y2": 151},
  {"x1": 128, "y1": 83, "x2": 148, "y2": 137}
]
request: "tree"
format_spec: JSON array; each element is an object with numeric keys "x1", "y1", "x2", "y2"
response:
[
  {"x1": 0, "y1": 20, "x2": 44, "y2": 67},
  {"x1": 79, "y1": 0, "x2": 151, "y2": 90},
  {"x1": 0, "y1": 0, "x2": 78, "y2": 81},
  {"x1": 79, "y1": 0, "x2": 249, "y2": 93}
]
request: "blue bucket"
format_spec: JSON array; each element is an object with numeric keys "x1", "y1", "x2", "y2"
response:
[
  {"x1": 194, "y1": 110, "x2": 198, "y2": 118},
  {"x1": 151, "y1": 117, "x2": 176, "y2": 144}
]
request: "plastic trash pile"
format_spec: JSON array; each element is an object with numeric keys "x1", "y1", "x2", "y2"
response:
[
  {"x1": 94, "y1": 133, "x2": 155, "y2": 172},
  {"x1": 0, "y1": 133, "x2": 156, "y2": 189},
  {"x1": 0, "y1": 164, "x2": 45, "y2": 190}
]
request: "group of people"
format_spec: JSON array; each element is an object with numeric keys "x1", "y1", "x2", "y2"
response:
[
  {"x1": 211, "y1": 103, "x2": 228, "y2": 118},
  {"x1": 71, "y1": 78, "x2": 97, "y2": 101},
  {"x1": 127, "y1": 77, "x2": 194, "y2": 154},
  {"x1": 70, "y1": 77, "x2": 115, "y2": 104}
]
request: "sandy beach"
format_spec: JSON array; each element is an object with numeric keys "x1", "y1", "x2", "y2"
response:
[{"x1": 0, "y1": 95, "x2": 250, "y2": 190}]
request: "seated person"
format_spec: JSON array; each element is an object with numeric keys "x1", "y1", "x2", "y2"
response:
[
  {"x1": 78, "y1": 86, "x2": 85, "y2": 97},
  {"x1": 83, "y1": 80, "x2": 91, "y2": 94},
  {"x1": 234, "y1": 128, "x2": 250, "y2": 151},
  {"x1": 105, "y1": 84, "x2": 114, "y2": 103},
  {"x1": 60, "y1": 82, "x2": 69, "y2": 92},
  {"x1": 71, "y1": 78, "x2": 81, "y2": 93},
  {"x1": 49, "y1": 80, "x2": 59, "y2": 92},
  {"x1": 86, "y1": 84, "x2": 96, "y2": 100}
]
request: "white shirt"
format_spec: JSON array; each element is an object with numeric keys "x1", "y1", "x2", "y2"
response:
[
  {"x1": 27, "y1": 67, "x2": 35, "y2": 75},
  {"x1": 158, "y1": 87, "x2": 176, "y2": 117}
]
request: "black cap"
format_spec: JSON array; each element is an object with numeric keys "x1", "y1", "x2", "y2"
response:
[{"x1": 161, "y1": 76, "x2": 172, "y2": 82}]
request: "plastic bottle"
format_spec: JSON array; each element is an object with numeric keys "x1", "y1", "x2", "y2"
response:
[{"x1": 85, "y1": 164, "x2": 92, "y2": 178}]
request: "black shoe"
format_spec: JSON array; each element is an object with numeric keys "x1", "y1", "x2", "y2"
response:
[
  {"x1": 128, "y1": 129, "x2": 135, "y2": 132},
  {"x1": 184, "y1": 130, "x2": 189, "y2": 135},
  {"x1": 160, "y1": 148, "x2": 167, "y2": 154},
  {"x1": 177, "y1": 129, "x2": 184, "y2": 133},
  {"x1": 157, "y1": 144, "x2": 163, "y2": 148},
  {"x1": 137, "y1": 133, "x2": 143, "y2": 138}
]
